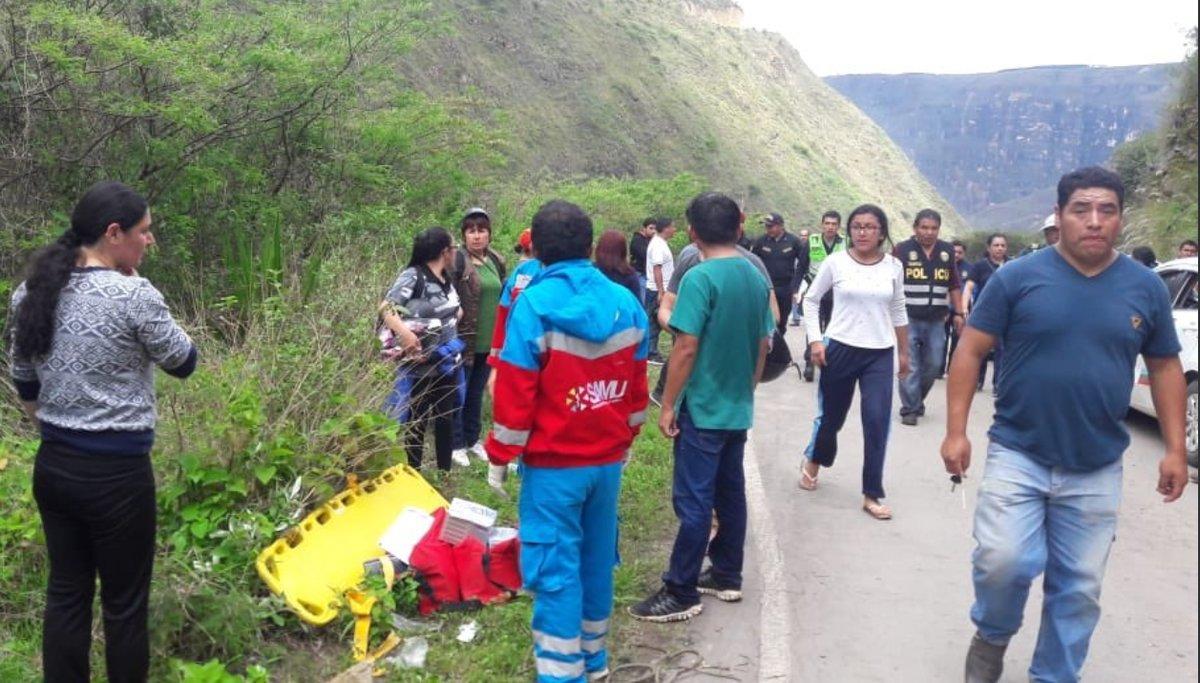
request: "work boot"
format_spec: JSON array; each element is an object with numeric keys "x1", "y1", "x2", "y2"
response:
[
  {"x1": 964, "y1": 633, "x2": 1006, "y2": 683},
  {"x1": 803, "y1": 363, "x2": 814, "y2": 382}
]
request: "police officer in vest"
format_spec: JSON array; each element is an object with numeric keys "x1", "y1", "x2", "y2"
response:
[
  {"x1": 894, "y1": 209, "x2": 963, "y2": 425},
  {"x1": 750, "y1": 212, "x2": 806, "y2": 338},
  {"x1": 801, "y1": 210, "x2": 845, "y2": 381}
]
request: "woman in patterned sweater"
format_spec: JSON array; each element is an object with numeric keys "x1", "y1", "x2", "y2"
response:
[{"x1": 9, "y1": 180, "x2": 197, "y2": 683}]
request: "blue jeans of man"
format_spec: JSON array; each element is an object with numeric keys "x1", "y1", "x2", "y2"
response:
[
  {"x1": 803, "y1": 340, "x2": 893, "y2": 499},
  {"x1": 663, "y1": 405, "x2": 748, "y2": 603},
  {"x1": 453, "y1": 352, "x2": 492, "y2": 449},
  {"x1": 971, "y1": 441, "x2": 1122, "y2": 683},
  {"x1": 899, "y1": 316, "x2": 948, "y2": 417},
  {"x1": 636, "y1": 274, "x2": 647, "y2": 307},
  {"x1": 520, "y1": 463, "x2": 622, "y2": 683}
]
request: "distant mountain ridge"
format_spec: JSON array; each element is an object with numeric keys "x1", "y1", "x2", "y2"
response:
[
  {"x1": 827, "y1": 64, "x2": 1177, "y2": 230},
  {"x1": 396, "y1": 0, "x2": 963, "y2": 231}
]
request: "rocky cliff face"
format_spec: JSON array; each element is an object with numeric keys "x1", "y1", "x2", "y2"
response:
[{"x1": 827, "y1": 65, "x2": 1177, "y2": 229}]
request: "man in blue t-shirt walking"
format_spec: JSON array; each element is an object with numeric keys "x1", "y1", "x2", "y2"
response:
[{"x1": 941, "y1": 167, "x2": 1190, "y2": 683}]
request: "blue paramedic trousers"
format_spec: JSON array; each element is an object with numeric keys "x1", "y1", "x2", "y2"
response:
[
  {"x1": 803, "y1": 339, "x2": 893, "y2": 499},
  {"x1": 519, "y1": 462, "x2": 622, "y2": 683},
  {"x1": 662, "y1": 405, "x2": 748, "y2": 603}
]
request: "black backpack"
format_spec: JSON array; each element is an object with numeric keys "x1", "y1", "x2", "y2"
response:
[{"x1": 760, "y1": 327, "x2": 795, "y2": 383}]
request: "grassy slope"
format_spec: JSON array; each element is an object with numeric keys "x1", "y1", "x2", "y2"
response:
[
  {"x1": 400, "y1": 0, "x2": 964, "y2": 232},
  {"x1": 1121, "y1": 40, "x2": 1198, "y2": 254}
]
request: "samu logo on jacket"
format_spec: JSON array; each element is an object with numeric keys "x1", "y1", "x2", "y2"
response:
[{"x1": 566, "y1": 379, "x2": 629, "y2": 412}]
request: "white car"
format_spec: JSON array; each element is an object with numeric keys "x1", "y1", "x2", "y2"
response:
[{"x1": 1129, "y1": 257, "x2": 1199, "y2": 466}]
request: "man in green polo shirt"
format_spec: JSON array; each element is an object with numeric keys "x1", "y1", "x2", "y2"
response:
[
  {"x1": 629, "y1": 191, "x2": 774, "y2": 623},
  {"x1": 801, "y1": 210, "x2": 845, "y2": 381}
]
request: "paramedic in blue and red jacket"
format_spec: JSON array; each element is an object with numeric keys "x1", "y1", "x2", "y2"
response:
[{"x1": 485, "y1": 200, "x2": 650, "y2": 683}]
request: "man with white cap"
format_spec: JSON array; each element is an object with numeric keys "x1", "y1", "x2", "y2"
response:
[{"x1": 1019, "y1": 214, "x2": 1060, "y2": 257}]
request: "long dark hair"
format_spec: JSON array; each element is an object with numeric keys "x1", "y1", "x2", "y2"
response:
[
  {"x1": 13, "y1": 181, "x2": 148, "y2": 360},
  {"x1": 594, "y1": 230, "x2": 634, "y2": 276},
  {"x1": 846, "y1": 203, "x2": 891, "y2": 252},
  {"x1": 406, "y1": 227, "x2": 453, "y2": 268}
]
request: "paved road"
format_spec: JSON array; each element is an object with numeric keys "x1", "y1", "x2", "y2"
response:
[{"x1": 679, "y1": 333, "x2": 1198, "y2": 682}]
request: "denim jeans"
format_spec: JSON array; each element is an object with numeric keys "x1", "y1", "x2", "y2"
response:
[
  {"x1": 971, "y1": 441, "x2": 1122, "y2": 683},
  {"x1": 636, "y1": 274, "x2": 647, "y2": 307},
  {"x1": 898, "y1": 317, "x2": 948, "y2": 417},
  {"x1": 453, "y1": 352, "x2": 492, "y2": 449},
  {"x1": 662, "y1": 406, "x2": 748, "y2": 603}
]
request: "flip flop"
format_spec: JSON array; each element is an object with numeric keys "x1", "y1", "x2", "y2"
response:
[
  {"x1": 798, "y1": 460, "x2": 819, "y2": 491},
  {"x1": 862, "y1": 500, "x2": 893, "y2": 520}
]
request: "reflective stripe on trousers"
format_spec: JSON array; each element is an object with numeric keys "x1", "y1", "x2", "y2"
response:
[
  {"x1": 521, "y1": 464, "x2": 622, "y2": 682},
  {"x1": 582, "y1": 618, "x2": 609, "y2": 654}
]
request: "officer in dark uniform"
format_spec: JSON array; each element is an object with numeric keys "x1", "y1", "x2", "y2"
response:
[
  {"x1": 894, "y1": 209, "x2": 963, "y2": 425},
  {"x1": 749, "y1": 212, "x2": 806, "y2": 338},
  {"x1": 941, "y1": 239, "x2": 971, "y2": 376}
]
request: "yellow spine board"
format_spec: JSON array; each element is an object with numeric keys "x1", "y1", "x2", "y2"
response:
[{"x1": 255, "y1": 463, "x2": 448, "y2": 625}]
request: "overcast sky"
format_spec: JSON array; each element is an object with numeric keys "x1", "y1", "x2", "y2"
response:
[{"x1": 737, "y1": 0, "x2": 1198, "y2": 76}]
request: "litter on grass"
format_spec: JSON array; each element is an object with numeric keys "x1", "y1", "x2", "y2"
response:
[{"x1": 457, "y1": 620, "x2": 479, "y2": 644}]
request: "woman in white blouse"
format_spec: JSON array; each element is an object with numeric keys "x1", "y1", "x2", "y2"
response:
[{"x1": 799, "y1": 204, "x2": 910, "y2": 520}]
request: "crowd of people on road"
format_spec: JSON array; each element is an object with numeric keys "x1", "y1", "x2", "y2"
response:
[{"x1": 6, "y1": 165, "x2": 1195, "y2": 683}]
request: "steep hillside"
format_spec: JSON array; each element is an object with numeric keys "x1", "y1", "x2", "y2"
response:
[
  {"x1": 398, "y1": 0, "x2": 963, "y2": 231},
  {"x1": 1114, "y1": 31, "x2": 1198, "y2": 254},
  {"x1": 827, "y1": 64, "x2": 1177, "y2": 229}
]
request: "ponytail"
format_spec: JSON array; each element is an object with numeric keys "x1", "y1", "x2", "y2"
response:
[{"x1": 13, "y1": 181, "x2": 147, "y2": 360}]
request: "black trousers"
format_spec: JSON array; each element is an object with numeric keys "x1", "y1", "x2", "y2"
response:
[
  {"x1": 33, "y1": 440, "x2": 156, "y2": 683},
  {"x1": 406, "y1": 370, "x2": 456, "y2": 470},
  {"x1": 772, "y1": 284, "x2": 793, "y2": 337}
]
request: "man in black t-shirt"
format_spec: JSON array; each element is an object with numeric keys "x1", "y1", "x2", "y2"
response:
[
  {"x1": 964, "y1": 233, "x2": 1009, "y2": 392},
  {"x1": 630, "y1": 217, "x2": 655, "y2": 305}
]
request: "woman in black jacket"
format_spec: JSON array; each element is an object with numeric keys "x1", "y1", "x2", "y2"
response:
[{"x1": 594, "y1": 229, "x2": 641, "y2": 298}]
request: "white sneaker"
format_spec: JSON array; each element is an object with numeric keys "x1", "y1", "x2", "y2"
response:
[
  {"x1": 451, "y1": 449, "x2": 471, "y2": 467},
  {"x1": 469, "y1": 441, "x2": 488, "y2": 461}
]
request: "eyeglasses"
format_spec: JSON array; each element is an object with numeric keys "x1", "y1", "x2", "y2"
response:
[{"x1": 849, "y1": 224, "x2": 880, "y2": 233}]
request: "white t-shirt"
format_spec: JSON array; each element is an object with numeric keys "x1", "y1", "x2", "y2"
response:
[
  {"x1": 645, "y1": 234, "x2": 675, "y2": 292},
  {"x1": 802, "y1": 250, "x2": 908, "y2": 349}
]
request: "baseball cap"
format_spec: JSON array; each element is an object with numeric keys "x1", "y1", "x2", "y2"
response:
[
  {"x1": 1040, "y1": 213, "x2": 1057, "y2": 232},
  {"x1": 517, "y1": 228, "x2": 533, "y2": 252},
  {"x1": 763, "y1": 212, "x2": 784, "y2": 226},
  {"x1": 463, "y1": 207, "x2": 490, "y2": 221}
]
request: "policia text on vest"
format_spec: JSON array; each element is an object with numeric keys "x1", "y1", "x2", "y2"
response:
[{"x1": 894, "y1": 237, "x2": 958, "y2": 319}]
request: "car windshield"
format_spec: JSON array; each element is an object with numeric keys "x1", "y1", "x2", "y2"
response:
[{"x1": 1158, "y1": 269, "x2": 1195, "y2": 307}]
